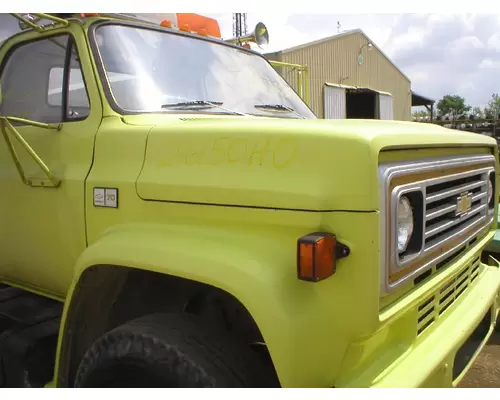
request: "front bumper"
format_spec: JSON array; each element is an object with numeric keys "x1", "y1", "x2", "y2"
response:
[
  {"x1": 373, "y1": 262, "x2": 500, "y2": 387},
  {"x1": 336, "y1": 239, "x2": 500, "y2": 388}
]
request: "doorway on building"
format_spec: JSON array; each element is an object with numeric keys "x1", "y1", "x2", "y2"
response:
[
  {"x1": 323, "y1": 83, "x2": 394, "y2": 119},
  {"x1": 345, "y1": 88, "x2": 376, "y2": 119}
]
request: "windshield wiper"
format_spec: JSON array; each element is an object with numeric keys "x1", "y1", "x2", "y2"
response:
[
  {"x1": 162, "y1": 100, "x2": 222, "y2": 108},
  {"x1": 254, "y1": 103, "x2": 306, "y2": 119},
  {"x1": 161, "y1": 100, "x2": 246, "y2": 116}
]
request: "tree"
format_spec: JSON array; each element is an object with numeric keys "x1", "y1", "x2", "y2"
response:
[
  {"x1": 412, "y1": 109, "x2": 430, "y2": 121},
  {"x1": 484, "y1": 93, "x2": 500, "y2": 120},
  {"x1": 472, "y1": 107, "x2": 484, "y2": 118},
  {"x1": 436, "y1": 94, "x2": 471, "y2": 121}
]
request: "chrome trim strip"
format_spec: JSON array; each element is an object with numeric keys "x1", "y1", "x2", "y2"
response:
[
  {"x1": 389, "y1": 216, "x2": 492, "y2": 290},
  {"x1": 390, "y1": 184, "x2": 425, "y2": 267},
  {"x1": 426, "y1": 204, "x2": 457, "y2": 221},
  {"x1": 381, "y1": 155, "x2": 494, "y2": 182},
  {"x1": 379, "y1": 153, "x2": 496, "y2": 296},
  {"x1": 427, "y1": 215, "x2": 486, "y2": 252},
  {"x1": 425, "y1": 204, "x2": 486, "y2": 239},
  {"x1": 421, "y1": 166, "x2": 493, "y2": 187},
  {"x1": 426, "y1": 192, "x2": 487, "y2": 221},
  {"x1": 426, "y1": 181, "x2": 486, "y2": 204},
  {"x1": 389, "y1": 164, "x2": 491, "y2": 271},
  {"x1": 488, "y1": 170, "x2": 496, "y2": 216}
]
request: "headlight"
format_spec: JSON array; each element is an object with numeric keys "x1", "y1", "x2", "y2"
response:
[{"x1": 397, "y1": 196, "x2": 414, "y2": 253}]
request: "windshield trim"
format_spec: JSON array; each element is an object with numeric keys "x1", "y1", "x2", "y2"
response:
[{"x1": 87, "y1": 20, "x2": 315, "y2": 118}]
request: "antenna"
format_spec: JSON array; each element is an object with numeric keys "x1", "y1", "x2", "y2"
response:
[
  {"x1": 233, "y1": 13, "x2": 248, "y2": 38},
  {"x1": 337, "y1": 21, "x2": 341, "y2": 33}
]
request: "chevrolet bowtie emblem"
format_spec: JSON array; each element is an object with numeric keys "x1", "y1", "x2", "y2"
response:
[{"x1": 455, "y1": 192, "x2": 473, "y2": 217}]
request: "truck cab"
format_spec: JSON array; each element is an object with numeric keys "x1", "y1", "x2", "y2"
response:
[{"x1": 0, "y1": 13, "x2": 499, "y2": 388}]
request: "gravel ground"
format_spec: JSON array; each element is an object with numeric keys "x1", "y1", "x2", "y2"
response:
[{"x1": 459, "y1": 332, "x2": 500, "y2": 387}]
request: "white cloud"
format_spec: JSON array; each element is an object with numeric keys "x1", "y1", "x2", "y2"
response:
[
  {"x1": 448, "y1": 35, "x2": 484, "y2": 55},
  {"x1": 248, "y1": 14, "x2": 323, "y2": 53},
  {"x1": 384, "y1": 26, "x2": 426, "y2": 58},
  {"x1": 458, "y1": 81, "x2": 475, "y2": 92},
  {"x1": 479, "y1": 58, "x2": 500, "y2": 69},
  {"x1": 487, "y1": 32, "x2": 500, "y2": 50}
]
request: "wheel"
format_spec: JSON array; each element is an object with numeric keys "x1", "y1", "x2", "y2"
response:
[{"x1": 73, "y1": 313, "x2": 277, "y2": 388}]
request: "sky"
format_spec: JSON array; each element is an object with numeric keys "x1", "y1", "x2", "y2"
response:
[{"x1": 206, "y1": 13, "x2": 500, "y2": 109}]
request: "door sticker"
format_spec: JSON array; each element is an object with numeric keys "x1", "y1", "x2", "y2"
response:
[{"x1": 93, "y1": 188, "x2": 118, "y2": 208}]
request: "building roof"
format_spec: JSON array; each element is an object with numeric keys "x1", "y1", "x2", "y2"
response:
[
  {"x1": 324, "y1": 82, "x2": 393, "y2": 96},
  {"x1": 411, "y1": 90, "x2": 435, "y2": 107},
  {"x1": 275, "y1": 28, "x2": 411, "y2": 83}
]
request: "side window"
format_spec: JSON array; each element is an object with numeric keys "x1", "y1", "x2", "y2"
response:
[
  {"x1": 0, "y1": 34, "x2": 90, "y2": 124},
  {"x1": 0, "y1": 14, "x2": 22, "y2": 44},
  {"x1": 47, "y1": 44, "x2": 90, "y2": 120}
]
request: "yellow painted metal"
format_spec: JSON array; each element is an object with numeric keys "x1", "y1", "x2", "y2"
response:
[
  {"x1": 1, "y1": 116, "x2": 62, "y2": 130},
  {"x1": 269, "y1": 60, "x2": 310, "y2": 106},
  {"x1": 0, "y1": 14, "x2": 499, "y2": 389},
  {"x1": 11, "y1": 13, "x2": 69, "y2": 32},
  {"x1": 304, "y1": 67, "x2": 310, "y2": 106},
  {"x1": 0, "y1": 20, "x2": 103, "y2": 298},
  {"x1": 297, "y1": 70, "x2": 303, "y2": 100}
]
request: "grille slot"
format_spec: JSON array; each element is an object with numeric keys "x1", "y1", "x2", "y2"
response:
[
  {"x1": 424, "y1": 169, "x2": 490, "y2": 250},
  {"x1": 417, "y1": 296, "x2": 436, "y2": 335},
  {"x1": 416, "y1": 256, "x2": 481, "y2": 336}
]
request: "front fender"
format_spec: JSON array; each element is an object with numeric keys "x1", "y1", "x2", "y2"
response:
[{"x1": 55, "y1": 222, "x2": 352, "y2": 388}]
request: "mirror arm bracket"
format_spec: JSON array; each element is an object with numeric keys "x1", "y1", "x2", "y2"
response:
[{"x1": 0, "y1": 117, "x2": 61, "y2": 188}]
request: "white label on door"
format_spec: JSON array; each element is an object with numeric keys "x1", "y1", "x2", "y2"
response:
[
  {"x1": 104, "y1": 188, "x2": 118, "y2": 208},
  {"x1": 93, "y1": 188, "x2": 105, "y2": 207},
  {"x1": 93, "y1": 187, "x2": 118, "y2": 208}
]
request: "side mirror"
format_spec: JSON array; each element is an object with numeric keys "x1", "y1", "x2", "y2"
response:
[
  {"x1": 224, "y1": 21, "x2": 269, "y2": 48},
  {"x1": 18, "y1": 14, "x2": 40, "y2": 30}
]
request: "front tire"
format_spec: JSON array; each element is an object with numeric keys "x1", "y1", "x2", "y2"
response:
[{"x1": 73, "y1": 313, "x2": 276, "y2": 388}]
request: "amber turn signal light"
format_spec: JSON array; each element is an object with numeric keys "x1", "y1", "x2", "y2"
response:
[{"x1": 297, "y1": 232, "x2": 350, "y2": 282}]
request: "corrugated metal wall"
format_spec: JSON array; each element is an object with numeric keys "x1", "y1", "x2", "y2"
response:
[{"x1": 268, "y1": 31, "x2": 411, "y2": 120}]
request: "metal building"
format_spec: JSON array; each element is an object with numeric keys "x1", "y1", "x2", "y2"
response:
[{"x1": 265, "y1": 29, "x2": 412, "y2": 120}]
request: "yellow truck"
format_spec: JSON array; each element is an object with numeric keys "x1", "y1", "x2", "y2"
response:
[{"x1": 0, "y1": 12, "x2": 499, "y2": 388}]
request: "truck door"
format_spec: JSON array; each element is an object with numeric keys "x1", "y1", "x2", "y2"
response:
[{"x1": 0, "y1": 29, "x2": 102, "y2": 297}]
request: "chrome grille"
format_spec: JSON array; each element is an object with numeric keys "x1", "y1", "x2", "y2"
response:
[
  {"x1": 417, "y1": 256, "x2": 481, "y2": 336},
  {"x1": 379, "y1": 153, "x2": 496, "y2": 294},
  {"x1": 424, "y1": 168, "x2": 490, "y2": 252}
]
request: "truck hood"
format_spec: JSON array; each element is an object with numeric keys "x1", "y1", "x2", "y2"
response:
[{"x1": 132, "y1": 116, "x2": 497, "y2": 211}]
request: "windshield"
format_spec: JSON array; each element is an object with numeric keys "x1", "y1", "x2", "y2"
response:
[{"x1": 92, "y1": 24, "x2": 316, "y2": 119}]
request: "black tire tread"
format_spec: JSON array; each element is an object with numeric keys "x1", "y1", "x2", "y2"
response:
[{"x1": 74, "y1": 312, "x2": 278, "y2": 388}]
